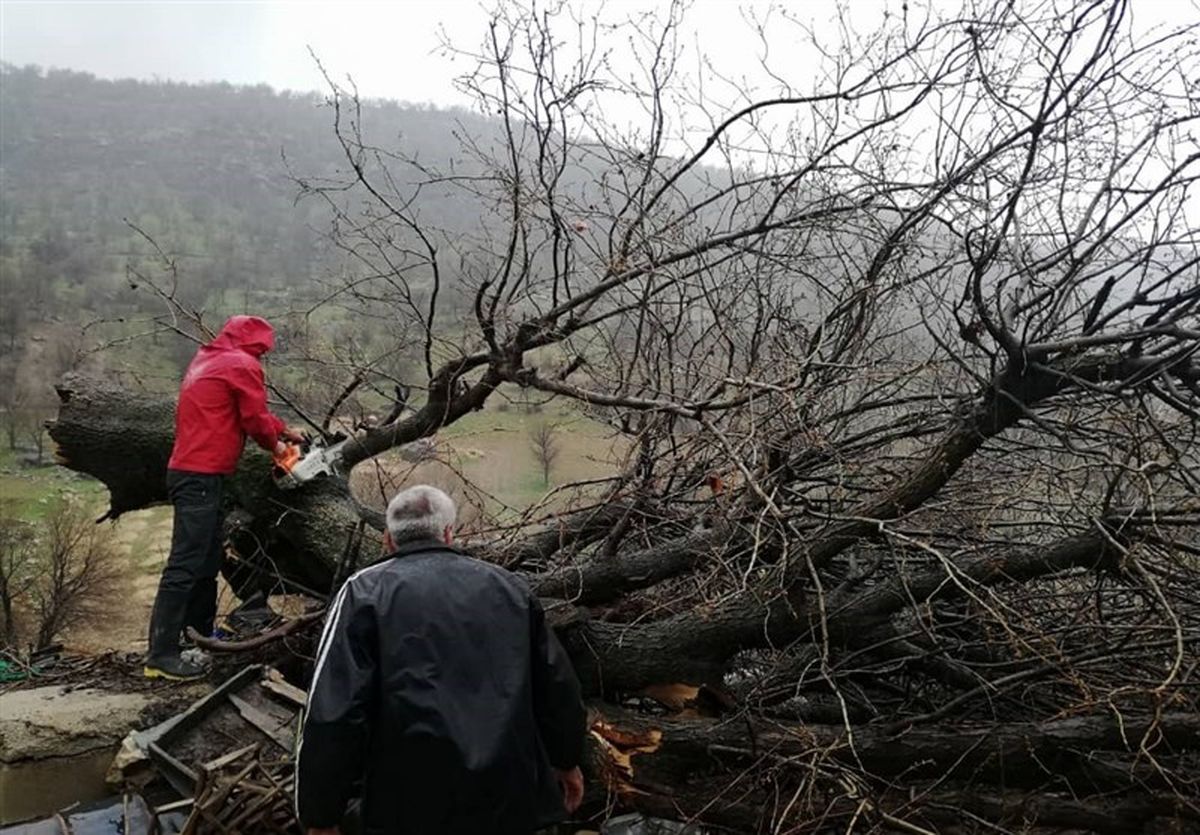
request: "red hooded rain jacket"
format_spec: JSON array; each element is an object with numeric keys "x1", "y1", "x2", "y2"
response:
[{"x1": 167, "y1": 316, "x2": 287, "y2": 475}]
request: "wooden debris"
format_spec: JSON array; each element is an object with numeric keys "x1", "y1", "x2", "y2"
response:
[
  {"x1": 590, "y1": 717, "x2": 663, "y2": 799},
  {"x1": 179, "y1": 743, "x2": 298, "y2": 834},
  {"x1": 642, "y1": 683, "x2": 700, "y2": 710},
  {"x1": 185, "y1": 608, "x2": 325, "y2": 654},
  {"x1": 262, "y1": 669, "x2": 307, "y2": 708},
  {"x1": 228, "y1": 692, "x2": 296, "y2": 752}
]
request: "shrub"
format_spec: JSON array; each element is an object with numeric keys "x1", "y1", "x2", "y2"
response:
[{"x1": 0, "y1": 497, "x2": 122, "y2": 650}]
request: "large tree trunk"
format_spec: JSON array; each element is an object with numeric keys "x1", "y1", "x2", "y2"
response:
[
  {"x1": 588, "y1": 709, "x2": 1200, "y2": 832},
  {"x1": 48, "y1": 374, "x2": 373, "y2": 598}
]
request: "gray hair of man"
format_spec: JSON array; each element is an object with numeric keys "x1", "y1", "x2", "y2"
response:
[{"x1": 384, "y1": 485, "x2": 457, "y2": 548}]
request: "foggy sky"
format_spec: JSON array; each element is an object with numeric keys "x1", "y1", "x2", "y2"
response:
[
  {"x1": 3, "y1": 1, "x2": 1191, "y2": 111},
  {"x1": 0, "y1": 0, "x2": 845, "y2": 108},
  {"x1": 3, "y1": 0, "x2": 1194, "y2": 210},
  {"x1": 0, "y1": 1, "x2": 467, "y2": 104}
]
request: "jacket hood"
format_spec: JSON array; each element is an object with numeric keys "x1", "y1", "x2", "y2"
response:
[{"x1": 209, "y1": 315, "x2": 275, "y2": 356}]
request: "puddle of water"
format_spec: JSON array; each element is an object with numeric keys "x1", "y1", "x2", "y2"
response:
[{"x1": 0, "y1": 747, "x2": 115, "y2": 825}]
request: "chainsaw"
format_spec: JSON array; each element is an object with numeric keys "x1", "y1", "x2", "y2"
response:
[{"x1": 272, "y1": 435, "x2": 350, "y2": 490}]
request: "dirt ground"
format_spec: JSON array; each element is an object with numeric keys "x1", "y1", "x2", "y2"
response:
[
  {"x1": 64, "y1": 510, "x2": 264, "y2": 655},
  {"x1": 63, "y1": 506, "x2": 175, "y2": 655}
]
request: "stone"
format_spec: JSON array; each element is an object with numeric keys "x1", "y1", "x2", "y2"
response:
[
  {"x1": 0, "y1": 686, "x2": 153, "y2": 824},
  {"x1": 0, "y1": 686, "x2": 152, "y2": 763}
]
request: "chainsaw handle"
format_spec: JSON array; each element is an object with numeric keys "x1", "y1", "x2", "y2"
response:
[{"x1": 272, "y1": 441, "x2": 303, "y2": 473}]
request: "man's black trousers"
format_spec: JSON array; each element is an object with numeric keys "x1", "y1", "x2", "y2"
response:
[{"x1": 147, "y1": 470, "x2": 224, "y2": 660}]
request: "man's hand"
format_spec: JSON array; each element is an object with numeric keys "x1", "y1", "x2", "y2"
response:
[
  {"x1": 555, "y1": 766, "x2": 584, "y2": 813},
  {"x1": 282, "y1": 425, "x2": 307, "y2": 443}
]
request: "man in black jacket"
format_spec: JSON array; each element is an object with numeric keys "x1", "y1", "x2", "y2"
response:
[{"x1": 296, "y1": 485, "x2": 587, "y2": 835}]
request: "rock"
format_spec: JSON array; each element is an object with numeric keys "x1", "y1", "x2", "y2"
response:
[
  {"x1": 0, "y1": 686, "x2": 153, "y2": 824},
  {"x1": 0, "y1": 686, "x2": 152, "y2": 762}
]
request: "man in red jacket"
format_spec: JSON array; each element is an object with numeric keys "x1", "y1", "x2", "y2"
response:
[{"x1": 145, "y1": 315, "x2": 301, "y2": 680}]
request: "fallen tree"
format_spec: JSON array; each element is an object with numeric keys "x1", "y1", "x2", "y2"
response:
[
  {"x1": 48, "y1": 374, "x2": 368, "y2": 596},
  {"x1": 589, "y1": 710, "x2": 1200, "y2": 831},
  {"x1": 52, "y1": 1, "x2": 1199, "y2": 831}
]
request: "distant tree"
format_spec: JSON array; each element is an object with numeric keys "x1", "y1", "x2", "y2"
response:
[
  {"x1": 22, "y1": 411, "x2": 46, "y2": 465},
  {"x1": 0, "y1": 274, "x2": 25, "y2": 355},
  {"x1": 528, "y1": 421, "x2": 559, "y2": 486},
  {"x1": 12, "y1": 328, "x2": 81, "y2": 464},
  {"x1": 28, "y1": 227, "x2": 70, "y2": 266},
  {"x1": 0, "y1": 375, "x2": 47, "y2": 462},
  {"x1": 0, "y1": 365, "x2": 24, "y2": 451}
]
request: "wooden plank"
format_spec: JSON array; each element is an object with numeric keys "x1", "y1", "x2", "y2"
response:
[
  {"x1": 202, "y1": 741, "x2": 259, "y2": 772},
  {"x1": 228, "y1": 692, "x2": 296, "y2": 752},
  {"x1": 261, "y1": 676, "x2": 307, "y2": 709}
]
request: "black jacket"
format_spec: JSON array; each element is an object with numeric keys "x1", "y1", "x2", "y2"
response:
[{"x1": 296, "y1": 539, "x2": 587, "y2": 834}]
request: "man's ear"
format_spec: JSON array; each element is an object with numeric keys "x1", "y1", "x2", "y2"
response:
[
  {"x1": 383, "y1": 530, "x2": 394, "y2": 553},
  {"x1": 443, "y1": 525, "x2": 454, "y2": 545}
]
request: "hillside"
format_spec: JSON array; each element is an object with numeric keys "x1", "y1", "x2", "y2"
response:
[
  {"x1": 0, "y1": 66, "x2": 517, "y2": 433},
  {"x1": 0, "y1": 65, "x2": 496, "y2": 352}
]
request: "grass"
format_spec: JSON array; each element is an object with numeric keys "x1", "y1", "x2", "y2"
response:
[
  {"x1": 424, "y1": 388, "x2": 625, "y2": 505},
  {"x1": 0, "y1": 439, "x2": 166, "y2": 573},
  {"x1": 436, "y1": 404, "x2": 626, "y2": 517},
  {"x1": 439, "y1": 406, "x2": 553, "y2": 437},
  {"x1": 348, "y1": 390, "x2": 629, "y2": 530},
  {"x1": 110, "y1": 505, "x2": 174, "y2": 575},
  {"x1": 0, "y1": 443, "x2": 108, "y2": 520}
]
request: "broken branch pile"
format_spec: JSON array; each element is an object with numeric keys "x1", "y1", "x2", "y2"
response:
[{"x1": 49, "y1": 372, "x2": 1200, "y2": 832}]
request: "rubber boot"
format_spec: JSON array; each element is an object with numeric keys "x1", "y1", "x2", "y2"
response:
[
  {"x1": 144, "y1": 591, "x2": 206, "y2": 682},
  {"x1": 143, "y1": 653, "x2": 206, "y2": 681}
]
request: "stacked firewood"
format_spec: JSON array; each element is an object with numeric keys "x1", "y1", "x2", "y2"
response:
[{"x1": 179, "y1": 744, "x2": 297, "y2": 834}]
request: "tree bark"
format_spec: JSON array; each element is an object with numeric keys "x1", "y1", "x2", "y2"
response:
[
  {"x1": 588, "y1": 709, "x2": 1200, "y2": 832},
  {"x1": 46, "y1": 374, "x2": 1133, "y2": 693}
]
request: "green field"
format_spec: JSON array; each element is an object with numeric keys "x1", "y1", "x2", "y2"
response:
[
  {"x1": 355, "y1": 393, "x2": 628, "y2": 522},
  {"x1": 0, "y1": 444, "x2": 107, "y2": 519}
]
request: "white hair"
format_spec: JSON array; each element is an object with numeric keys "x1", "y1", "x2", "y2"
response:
[{"x1": 385, "y1": 485, "x2": 456, "y2": 544}]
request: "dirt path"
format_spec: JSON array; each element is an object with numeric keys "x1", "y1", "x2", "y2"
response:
[{"x1": 66, "y1": 508, "x2": 172, "y2": 654}]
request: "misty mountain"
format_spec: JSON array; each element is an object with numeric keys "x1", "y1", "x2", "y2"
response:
[{"x1": 0, "y1": 65, "x2": 499, "y2": 325}]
